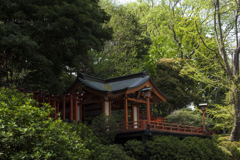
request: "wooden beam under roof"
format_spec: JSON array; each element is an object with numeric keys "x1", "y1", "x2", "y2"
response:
[{"x1": 127, "y1": 97, "x2": 155, "y2": 105}]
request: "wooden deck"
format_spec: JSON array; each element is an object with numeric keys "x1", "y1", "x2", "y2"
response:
[{"x1": 117, "y1": 120, "x2": 204, "y2": 135}]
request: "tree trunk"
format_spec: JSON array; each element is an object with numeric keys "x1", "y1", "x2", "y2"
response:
[{"x1": 230, "y1": 84, "x2": 240, "y2": 141}]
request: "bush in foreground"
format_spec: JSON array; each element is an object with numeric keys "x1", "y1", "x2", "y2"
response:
[
  {"x1": 166, "y1": 108, "x2": 214, "y2": 131},
  {"x1": 0, "y1": 87, "x2": 91, "y2": 159},
  {"x1": 90, "y1": 114, "x2": 118, "y2": 145},
  {"x1": 145, "y1": 136, "x2": 227, "y2": 160},
  {"x1": 213, "y1": 135, "x2": 240, "y2": 160},
  {"x1": 124, "y1": 139, "x2": 145, "y2": 159}
]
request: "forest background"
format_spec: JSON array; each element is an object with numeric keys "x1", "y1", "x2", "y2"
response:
[{"x1": 0, "y1": 0, "x2": 239, "y2": 142}]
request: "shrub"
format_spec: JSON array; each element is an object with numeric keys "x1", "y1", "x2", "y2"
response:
[
  {"x1": 219, "y1": 141, "x2": 240, "y2": 160},
  {"x1": 146, "y1": 136, "x2": 227, "y2": 160},
  {"x1": 213, "y1": 135, "x2": 240, "y2": 160},
  {"x1": 0, "y1": 87, "x2": 91, "y2": 159},
  {"x1": 146, "y1": 136, "x2": 185, "y2": 160},
  {"x1": 70, "y1": 122, "x2": 104, "y2": 159},
  {"x1": 124, "y1": 139, "x2": 145, "y2": 159},
  {"x1": 90, "y1": 114, "x2": 118, "y2": 145},
  {"x1": 101, "y1": 144, "x2": 134, "y2": 160},
  {"x1": 182, "y1": 137, "x2": 227, "y2": 160},
  {"x1": 166, "y1": 108, "x2": 214, "y2": 131}
]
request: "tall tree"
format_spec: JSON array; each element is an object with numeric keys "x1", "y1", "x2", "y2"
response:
[
  {"x1": 78, "y1": 1, "x2": 152, "y2": 78},
  {"x1": 0, "y1": 0, "x2": 112, "y2": 93},
  {"x1": 182, "y1": 0, "x2": 240, "y2": 141},
  {"x1": 153, "y1": 58, "x2": 201, "y2": 116},
  {"x1": 118, "y1": 0, "x2": 204, "y2": 76}
]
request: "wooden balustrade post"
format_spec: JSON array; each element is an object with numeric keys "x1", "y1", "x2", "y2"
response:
[
  {"x1": 79, "y1": 104, "x2": 82, "y2": 122},
  {"x1": 63, "y1": 96, "x2": 66, "y2": 121},
  {"x1": 124, "y1": 94, "x2": 128, "y2": 129},
  {"x1": 70, "y1": 94, "x2": 73, "y2": 121},
  {"x1": 203, "y1": 110, "x2": 206, "y2": 135},
  {"x1": 131, "y1": 104, "x2": 134, "y2": 121},
  {"x1": 48, "y1": 97, "x2": 51, "y2": 117},
  {"x1": 146, "y1": 95, "x2": 150, "y2": 125},
  {"x1": 102, "y1": 99, "x2": 105, "y2": 116},
  {"x1": 109, "y1": 101, "x2": 111, "y2": 116},
  {"x1": 75, "y1": 97, "x2": 78, "y2": 124},
  {"x1": 36, "y1": 95, "x2": 39, "y2": 108},
  {"x1": 54, "y1": 97, "x2": 56, "y2": 119},
  {"x1": 43, "y1": 95, "x2": 45, "y2": 104},
  {"x1": 57, "y1": 101, "x2": 59, "y2": 119},
  {"x1": 142, "y1": 120, "x2": 146, "y2": 130}
]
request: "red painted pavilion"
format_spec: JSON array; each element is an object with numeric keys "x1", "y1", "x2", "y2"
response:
[
  {"x1": 67, "y1": 70, "x2": 167, "y2": 125},
  {"x1": 28, "y1": 70, "x2": 211, "y2": 143}
]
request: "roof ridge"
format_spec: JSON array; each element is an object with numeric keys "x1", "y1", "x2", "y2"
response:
[
  {"x1": 77, "y1": 70, "x2": 149, "y2": 83},
  {"x1": 105, "y1": 70, "x2": 149, "y2": 83},
  {"x1": 77, "y1": 73, "x2": 105, "y2": 83}
]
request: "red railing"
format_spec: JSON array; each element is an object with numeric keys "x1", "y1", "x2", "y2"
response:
[
  {"x1": 117, "y1": 120, "x2": 203, "y2": 135},
  {"x1": 117, "y1": 121, "x2": 144, "y2": 132}
]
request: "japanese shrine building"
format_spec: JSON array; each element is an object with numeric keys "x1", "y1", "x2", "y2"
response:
[
  {"x1": 66, "y1": 70, "x2": 167, "y2": 125},
  {"x1": 28, "y1": 70, "x2": 210, "y2": 145},
  {"x1": 63, "y1": 70, "x2": 210, "y2": 143}
]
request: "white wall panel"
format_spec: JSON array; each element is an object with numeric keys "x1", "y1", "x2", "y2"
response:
[
  {"x1": 105, "y1": 102, "x2": 109, "y2": 116},
  {"x1": 134, "y1": 106, "x2": 137, "y2": 128}
]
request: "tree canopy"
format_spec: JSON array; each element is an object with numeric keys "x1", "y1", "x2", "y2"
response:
[
  {"x1": 0, "y1": 0, "x2": 112, "y2": 93},
  {"x1": 0, "y1": 87, "x2": 91, "y2": 159},
  {"x1": 153, "y1": 58, "x2": 201, "y2": 116}
]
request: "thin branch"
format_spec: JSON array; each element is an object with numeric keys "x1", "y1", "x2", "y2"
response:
[
  {"x1": 235, "y1": 10, "x2": 239, "y2": 48},
  {"x1": 214, "y1": 0, "x2": 232, "y2": 77},
  {"x1": 195, "y1": 21, "x2": 234, "y2": 79},
  {"x1": 187, "y1": 42, "x2": 200, "y2": 59},
  {"x1": 226, "y1": 107, "x2": 235, "y2": 117}
]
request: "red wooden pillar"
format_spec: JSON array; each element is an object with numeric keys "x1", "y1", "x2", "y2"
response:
[
  {"x1": 146, "y1": 95, "x2": 150, "y2": 125},
  {"x1": 102, "y1": 99, "x2": 105, "y2": 116},
  {"x1": 54, "y1": 97, "x2": 56, "y2": 118},
  {"x1": 70, "y1": 94, "x2": 73, "y2": 121},
  {"x1": 131, "y1": 104, "x2": 134, "y2": 121},
  {"x1": 124, "y1": 95, "x2": 128, "y2": 129},
  {"x1": 75, "y1": 97, "x2": 78, "y2": 124},
  {"x1": 63, "y1": 96, "x2": 66, "y2": 121},
  {"x1": 57, "y1": 101, "x2": 59, "y2": 119},
  {"x1": 43, "y1": 95, "x2": 45, "y2": 103},
  {"x1": 109, "y1": 101, "x2": 111, "y2": 116},
  {"x1": 203, "y1": 110, "x2": 206, "y2": 135},
  {"x1": 48, "y1": 96, "x2": 51, "y2": 117},
  {"x1": 137, "y1": 105, "x2": 139, "y2": 121},
  {"x1": 36, "y1": 95, "x2": 39, "y2": 108},
  {"x1": 79, "y1": 104, "x2": 82, "y2": 122}
]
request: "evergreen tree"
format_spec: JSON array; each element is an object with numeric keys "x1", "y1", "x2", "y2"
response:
[{"x1": 0, "y1": 0, "x2": 112, "y2": 93}]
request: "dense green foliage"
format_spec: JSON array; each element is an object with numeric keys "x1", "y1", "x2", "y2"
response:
[
  {"x1": 207, "y1": 91, "x2": 234, "y2": 131},
  {"x1": 101, "y1": 144, "x2": 134, "y2": 160},
  {"x1": 146, "y1": 136, "x2": 227, "y2": 160},
  {"x1": 0, "y1": 0, "x2": 112, "y2": 93},
  {"x1": 122, "y1": 136, "x2": 240, "y2": 160},
  {"x1": 178, "y1": 0, "x2": 240, "y2": 141},
  {"x1": 0, "y1": 87, "x2": 91, "y2": 159},
  {"x1": 90, "y1": 114, "x2": 118, "y2": 145},
  {"x1": 124, "y1": 139, "x2": 145, "y2": 159},
  {"x1": 153, "y1": 58, "x2": 201, "y2": 116},
  {"x1": 213, "y1": 135, "x2": 240, "y2": 160},
  {"x1": 69, "y1": 123, "x2": 105, "y2": 159},
  {"x1": 1, "y1": 86, "x2": 238, "y2": 160},
  {"x1": 2, "y1": 0, "x2": 240, "y2": 158},
  {"x1": 166, "y1": 108, "x2": 214, "y2": 131},
  {"x1": 82, "y1": 1, "x2": 151, "y2": 78},
  {"x1": 0, "y1": 87, "x2": 134, "y2": 160}
]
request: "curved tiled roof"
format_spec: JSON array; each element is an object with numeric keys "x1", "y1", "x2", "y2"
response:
[
  {"x1": 78, "y1": 75, "x2": 149, "y2": 92},
  {"x1": 75, "y1": 70, "x2": 168, "y2": 99}
]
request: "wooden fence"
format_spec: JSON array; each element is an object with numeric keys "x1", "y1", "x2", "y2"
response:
[{"x1": 117, "y1": 120, "x2": 203, "y2": 135}]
